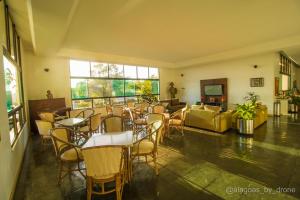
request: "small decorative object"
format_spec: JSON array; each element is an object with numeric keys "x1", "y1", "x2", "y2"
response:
[
  {"x1": 244, "y1": 92, "x2": 260, "y2": 105},
  {"x1": 169, "y1": 82, "x2": 177, "y2": 99},
  {"x1": 250, "y1": 77, "x2": 264, "y2": 87},
  {"x1": 46, "y1": 90, "x2": 53, "y2": 99},
  {"x1": 209, "y1": 97, "x2": 215, "y2": 102}
]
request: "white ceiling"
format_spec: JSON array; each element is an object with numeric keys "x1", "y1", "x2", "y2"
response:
[{"x1": 8, "y1": 0, "x2": 300, "y2": 67}]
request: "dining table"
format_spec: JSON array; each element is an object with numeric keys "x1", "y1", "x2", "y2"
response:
[
  {"x1": 82, "y1": 131, "x2": 136, "y2": 182},
  {"x1": 55, "y1": 117, "x2": 86, "y2": 141}
]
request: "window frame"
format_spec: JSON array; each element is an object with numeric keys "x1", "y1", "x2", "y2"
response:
[{"x1": 70, "y1": 60, "x2": 160, "y2": 109}]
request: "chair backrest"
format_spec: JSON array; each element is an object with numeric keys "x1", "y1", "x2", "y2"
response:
[
  {"x1": 112, "y1": 106, "x2": 124, "y2": 117},
  {"x1": 127, "y1": 101, "x2": 135, "y2": 109},
  {"x1": 50, "y1": 128, "x2": 71, "y2": 156},
  {"x1": 35, "y1": 120, "x2": 52, "y2": 136},
  {"x1": 39, "y1": 112, "x2": 55, "y2": 123},
  {"x1": 68, "y1": 109, "x2": 84, "y2": 118},
  {"x1": 149, "y1": 120, "x2": 163, "y2": 148},
  {"x1": 106, "y1": 104, "x2": 113, "y2": 115},
  {"x1": 82, "y1": 146, "x2": 123, "y2": 178},
  {"x1": 181, "y1": 106, "x2": 188, "y2": 122},
  {"x1": 103, "y1": 116, "x2": 123, "y2": 133},
  {"x1": 89, "y1": 113, "x2": 102, "y2": 132},
  {"x1": 147, "y1": 113, "x2": 165, "y2": 124},
  {"x1": 93, "y1": 106, "x2": 108, "y2": 116},
  {"x1": 153, "y1": 105, "x2": 165, "y2": 114},
  {"x1": 84, "y1": 109, "x2": 94, "y2": 118}
]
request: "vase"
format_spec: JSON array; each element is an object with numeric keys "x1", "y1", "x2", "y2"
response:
[{"x1": 238, "y1": 119, "x2": 254, "y2": 135}]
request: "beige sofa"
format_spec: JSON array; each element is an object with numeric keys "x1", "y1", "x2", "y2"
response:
[
  {"x1": 232, "y1": 104, "x2": 268, "y2": 129},
  {"x1": 184, "y1": 105, "x2": 233, "y2": 133}
]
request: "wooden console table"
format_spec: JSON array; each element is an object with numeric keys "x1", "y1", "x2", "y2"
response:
[{"x1": 28, "y1": 98, "x2": 67, "y2": 134}]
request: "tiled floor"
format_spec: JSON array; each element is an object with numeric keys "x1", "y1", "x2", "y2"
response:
[{"x1": 14, "y1": 115, "x2": 300, "y2": 200}]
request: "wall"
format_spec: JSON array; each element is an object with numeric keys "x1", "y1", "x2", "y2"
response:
[
  {"x1": 178, "y1": 53, "x2": 278, "y2": 113},
  {"x1": 23, "y1": 53, "x2": 178, "y2": 106},
  {"x1": 23, "y1": 52, "x2": 72, "y2": 106},
  {"x1": 0, "y1": 1, "x2": 30, "y2": 200}
]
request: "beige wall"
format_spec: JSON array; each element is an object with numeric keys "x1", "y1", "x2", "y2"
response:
[
  {"x1": 23, "y1": 53, "x2": 178, "y2": 107},
  {"x1": 23, "y1": 52, "x2": 72, "y2": 106},
  {"x1": 0, "y1": 1, "x2": 30, "y2": 200},
  {"x1": 177, "y1": 53, "x2": 277, "y2": 113}
]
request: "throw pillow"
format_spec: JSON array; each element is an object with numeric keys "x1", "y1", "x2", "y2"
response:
[{"x1": 204, "y1": 105, "x2": 221, "y2": 113}]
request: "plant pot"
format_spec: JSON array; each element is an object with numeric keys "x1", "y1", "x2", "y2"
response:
[{"x1": 238, "y1": 119, "x2": 254, "y2": 135}]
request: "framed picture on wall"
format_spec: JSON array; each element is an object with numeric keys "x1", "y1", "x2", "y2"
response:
[{"x1": 250, "y1": 77, "x2": 264, "y2": 87}]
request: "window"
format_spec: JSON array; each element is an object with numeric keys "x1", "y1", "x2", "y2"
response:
[
  {"x1": 3, "y1": 55, "x2": 25, "y2": 145},
  {"x1": 109, "y1": 64, "x2": 123, "y2": 78},
  {"x1": 70, "y1": 60, "x2": 90, "y2": 77},
  {"x1": 137, "y1": 66, "x2": 148, "y2": 79},
  {"x1": 91, "y1": 62, "x2": 108, "y2": 77},
  {"x1": 124, "y1": 65, "x2": 137, "y2": 78},
  {"x1": 70, "y1": 60, "x2": 160, "y2": 109}
]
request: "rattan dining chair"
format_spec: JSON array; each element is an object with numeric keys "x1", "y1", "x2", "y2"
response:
[
  {"x1": 127, "y1": 108, "x2": 147, "y2": 133},
  {"x1": 102, "y1": 115, "x2": 124, "y2": 133},
  {"x1": 35, "y1": 120, "x2": 53, "y2": 144},
  {"x1": 68, "y1": 108, "x2": 94, "y2": 118},
  {"x1": 168, "y1": 106, "x2": 187, "y2": 135},
  {"x1": 131, "y1": 120, "x2": 163, "y2": 176},
  {"x1": 79, "y1": 113, "x2": 102, "y2": 136},
  {"x1": 112, "y1": 106, "x2": 124, "y2": 117},
  {"x1": 152, "y1": 105, "x2": 165, "y2": 114},
  {"x1": 50, "y1": 127, "x2": 87, "y2": 184},
  {"x1": 82, "y1": 146, "x2": 125, "y2": 200},
  {"x1": 93, "y1": 106, "x2": 108, "y2": 116}
]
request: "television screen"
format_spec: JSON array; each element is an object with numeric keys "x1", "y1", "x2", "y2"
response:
[{"x1": 204, "y1": 85, "x2": 223, "y2": 95}]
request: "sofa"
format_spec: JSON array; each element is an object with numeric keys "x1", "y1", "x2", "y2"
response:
[
  {"x1": 184, "y1": 105, "x2": 233, "y2": 133},
  {"x1": 232, "y1": 104, "x2": 268, "y2": 129}
]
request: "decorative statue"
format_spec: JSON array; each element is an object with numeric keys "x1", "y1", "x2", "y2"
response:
[
  {"x1": 169, "y1": 82, "x2": 177, "y2": 99},
  {"x1": 46, "y1": 90, "x2": 53, "y2": 99}
]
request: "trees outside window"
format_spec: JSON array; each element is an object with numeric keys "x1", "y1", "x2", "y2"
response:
[{"x1": 70, "y1": 60, "x2": 159, "y2": 109}]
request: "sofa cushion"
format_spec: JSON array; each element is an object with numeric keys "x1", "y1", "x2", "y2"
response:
[
  {"x1": 204, "y1": 105, "x2": 221, "y2": 113},
  {"x1": 191, "y1": 104, "x2": 204, "y2": 110}
]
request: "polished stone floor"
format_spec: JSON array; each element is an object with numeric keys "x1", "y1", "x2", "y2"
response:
[{"x1": 14, "y1": 115, "x2": 300, "y2": 200}]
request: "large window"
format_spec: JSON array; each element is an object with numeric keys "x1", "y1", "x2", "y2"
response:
[
  {"x1": 70, "y1": 60, "x2": 160, "y2": 109},
  {"x1": 3, "y1": 55, "x2": 25, "y2": 145}
]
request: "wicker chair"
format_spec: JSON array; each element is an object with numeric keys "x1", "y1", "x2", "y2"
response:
[
  {"x1": 50, "y1": 127, "x2": 87, "y2": 184},
  {"x1": 93, "y1": 106, "x2": 108, "y2": 116},
  {"x1": 131, "y1": 120, "x2": 163, "y2": 175},
  {"x1": 168, "y1": 106, "x2": 187, "y2": 135},
  {"x1": 82, "y1": 146, "x2": 125, "y2": 200},
  {"x1": 35, "y1": 120, "x2": 53, "y2": 144},
  {"x1": 102, "y1": 115, "x2": 124, "y2": 133},
  {"x1": 112, "y1": 106, "x2": 124, "y2": 117},
  {"x1": 79, "y1": 113, "x2": 102, "y2": 136},
  {"x1": 68, "y1": 108, "x2": 94, "y2": 118},
  {"x1": 152, "y1": 105, "x2": 165, "y2": 114}
]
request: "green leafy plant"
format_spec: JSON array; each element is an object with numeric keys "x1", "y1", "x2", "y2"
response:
[
  {"x1": 236, "y1": 102, "x2": 256, "y2": 120},
  {"x1": 137, "y1": 80, "x2": 158, "y2": 104},
  {"x1": 291, "y1": 95, "x2": 300, "y2": 105},
  {"x1": 244, "y1": 92, "x2": 260, "y2": 105}
]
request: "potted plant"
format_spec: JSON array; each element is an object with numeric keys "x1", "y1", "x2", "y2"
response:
[
  {"x1": 244, "y1": 92, "x2": 260, "y2": 105},
  {"x1": 236, "y1": 102, "x2": 256, "y2": 135}
]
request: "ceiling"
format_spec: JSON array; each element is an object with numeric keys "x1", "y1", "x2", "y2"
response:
[{"x1": 8, "y1": 0, "x2": 300, "y2": 67}]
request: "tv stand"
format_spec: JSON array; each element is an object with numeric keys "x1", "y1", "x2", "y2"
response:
[{"x1": 200, "y1": 78, "x2": 228, "y2": 111}]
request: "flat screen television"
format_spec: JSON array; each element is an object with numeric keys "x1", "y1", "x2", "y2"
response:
[{"x1": 204, "y1": 85, "x2": 223, "y2": 96}]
